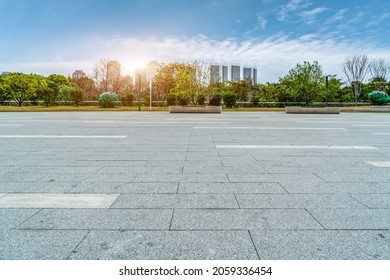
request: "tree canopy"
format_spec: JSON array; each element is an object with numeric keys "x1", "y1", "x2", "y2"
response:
[{"x1": 279, "y1": 61, "x2": 325, "y2": 106}]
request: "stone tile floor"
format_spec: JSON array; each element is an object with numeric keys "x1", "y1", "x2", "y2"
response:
[{"x1": 0, "y1": 111, "x2": 389, "y2": 259}]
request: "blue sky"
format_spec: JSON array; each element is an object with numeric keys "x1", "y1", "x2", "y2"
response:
[{"x1": 1, "y1": 0, "x2": 390, "y2": 82}]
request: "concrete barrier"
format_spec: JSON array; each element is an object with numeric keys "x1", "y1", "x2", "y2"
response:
[
  {"x1": 286, "y1": 106, "x2": 340, "y2": 114},
  {"x1": 169, "y1": 106, "x2": 222, "y2": 113}
]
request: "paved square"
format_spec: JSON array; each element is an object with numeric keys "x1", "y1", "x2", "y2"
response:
[{"x1": 1, "y1": 111, "x2": 390, "y2": 259}]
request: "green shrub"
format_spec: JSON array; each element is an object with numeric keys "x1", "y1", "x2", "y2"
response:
[
  {"x1": 368, "y1": 91, "x2": 390, "y2": 105},
  {"x1": 197, "y1": 94, "x2": 206, "y2": 105},
  {"x1": 208, "y1": 93, "x2": 221, "y2": 106},
  {"x1": 120, "y1": 92, "x2": 134, "y2": 106},
  {"x1": 166, "y1": 93, "x2": 177, "y2": 106},
  {"x1": 70, "y1": 87, "x2": 84, "y2": 106},
  {"x1": 143, "y1": 94, "x2": 150, "y2": 106},
  {"x1": 99, "y1": 92, "x2": 119, "y2": 108},
  {"x1": 177, "y1": 91, "x2": 190, "y2": 106},
  {"x1": 222, "y1": 91, "x2": 238, "y2": 108}
]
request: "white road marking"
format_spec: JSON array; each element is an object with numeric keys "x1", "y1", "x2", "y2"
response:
[
  {"x1": 367, "y1": 162, "x2": 390, "y2": 167},
  {"x1": 216, "y1": 145, "x2": 377, "y2": 150},
  {"x1": 0, "y1": 135, "x2": 127, "y2": 138},
  {"x1": 0, "y1": 194, "x2": 119, "y2": 208},
  {"x1": 194, "y1": 127, "x2": 345, "y2": 130}
]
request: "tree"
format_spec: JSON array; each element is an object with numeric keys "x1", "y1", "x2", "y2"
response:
[
  {"x1": 153, "y1": 62, "x2": 184, "y2": 104},
  {"x1": 69, "y1": 86, "x2": 85, "y2": 106},
  {"x1": 342, "y1": 54, "x2": 369, "y2": 103},
  {"x1": 279, "y1": 61, "x2": 325, "y2": 106},
  {"x1": 368, "y1": 57, "x2": 389, "y2": 91},
  {"x1": 254, "y1": 83, "x2": 279, "y2": 104},
  {"x1": 70, "y1": 76, "x2": 97, "y2": 101},
  {"x1": 227, "y1": 80, "x2": 252, "y2": 101},
  {"x1": 2, "y1": 73, "x2": 43, "y2": 106}
]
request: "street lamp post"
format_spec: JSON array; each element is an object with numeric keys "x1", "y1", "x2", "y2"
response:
[
  {"x1": 138, "y1": 74, "x2": 141, "y2": 111},
  {"x1": 325, "y1": 75, "x2": 329, "y2": 107}
]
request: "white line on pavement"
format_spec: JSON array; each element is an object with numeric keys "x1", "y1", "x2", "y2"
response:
[
  {"x1": 0, "y1": 194, "x2": 119, "y2": 208},
  {"x1": 0, "y1": 135, "x2": 127, "y2": 138},
  {"x1": 367, "y1": 162, "x2": 390, "y2": 167},
  {"x1": 216, "y1": 145, "x2": 377, "y2": 150},
  {"x1": 194, "y1": 127, "x2": 345, "y2": 130}
]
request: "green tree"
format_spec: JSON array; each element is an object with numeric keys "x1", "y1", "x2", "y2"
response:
[
  {"x1": 69, "y1": 86, "x2": 84, "y2": 106},
  {"x1": 46, "y1": 74, "x2": 71, "y2": 104},
  {"x1": 38, "y1": 80, "x2": 57, "y2": 107},
  {"x1": 2, "y1": 73, "x2": 43, "y2": 106},
  {"x1": 153, "y1": 62, "x2": 182, "y2": 104},
  {"x1": 254, "y1": 83, "x2": 280, "y2": 104},
  {"x1": 227, "y1": 80, "x2": 252, "y2": 101},
  {"x1": 279, "y1": 61, "x2": 325, "y2": 106}
]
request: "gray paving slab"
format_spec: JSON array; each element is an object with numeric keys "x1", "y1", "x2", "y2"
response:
[
  {"x1": 97, "y1": 166, "x2": 183, "y2": 174},
  {"x1": 72, "y1": 160, "x2": 149, "y2": 167},
  {"x1": 0, "y1": 209, "x2": 40, "y2": 229},
  {"x1": 14, "y1": 166, "x2": 102, "y2": 174},
  {"x1": 17, "y1": 209, "x2": 173, "y2": 230},
  {"x1": 70, "y1": 182, "x2": 179, "y2": 194},
  {"x1": 279, "y1": 182, "x2": 390, "y2": 194},
  {"x1": 0, "y1": 230, "x2": 88, "y2": 260},
  {"x1": 308, "y1": 208, "x2": 390, "y2": 229},
  {"x1": 1, "y1": 111, "x2": 390, "y2": 260},
  {"x1": 1, "y1": 173, "x2": 45, "y2": 182},
  {"x1": 171, "y1": 209, "x2": 323, "y2": 230},
  {"x1": 183, "y1": 166, "x2": 268, "y2": 174},
  {"x1": 178, "y1": 182, "x2": 286, "y2": 194},
  {"x1": 111, "y1": 194, "x2": 238, "y2": 209},
  {"x1": 236, "y1": 194, "x2": 367, "y2": 209},
  {"x1": 250, "y1": 230, "x2": 390, "y2": 259},
  {"x1": 350, "y1": 194, "x2": 390, "y2": 208},
  {"x1": 69, "y1": 230, "x2": 258, "y2": 260},
  {"x1": 147, "y1": 160, "x2": 223, "y2": 167},
  {"x1": 227, "y1": 173, "x2": 325, "y2": 183},
  {"x1": 0, "y1": 181, "x2": 47, "y2": 193},
  {"x1": 315, "y1": 173, "x2": 390, "y2": 183},
  {"x1": 133, "y1": 174, "x2": 229, "y2": 183}
]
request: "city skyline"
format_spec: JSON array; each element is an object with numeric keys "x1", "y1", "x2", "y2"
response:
[{"x1": 1, "y1": 0, "x2": 390, "y2": 82}]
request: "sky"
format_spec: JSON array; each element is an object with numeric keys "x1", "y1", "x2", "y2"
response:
[{"x1": 1, "y1": 0, "x2": 390, "y2": 82}]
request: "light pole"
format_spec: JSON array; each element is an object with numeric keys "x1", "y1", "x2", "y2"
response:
[
  {"x1": 148, "y1": 70, "x2": 152, "y2": 111},
  {"x1": 325, "y1": 75, "x2": 329, "y2": 107},
  {"x1": 138, "y1": 74, "x2": 141, "y2": 111}
]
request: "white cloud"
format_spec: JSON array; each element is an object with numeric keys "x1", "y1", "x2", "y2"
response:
[
  {"x1": 276, "y1": 0, "x2": 311, "y2": 21},
  {"x1": 3, "y1": 35, "x2": 390, "y2": 83},
  {"x1": 326, "y1": 8, "x2": 348, "y2": 24},
  {"x1": 299, "y1": 7, "x2": 327, "y2": 23},
  {"x1": 257, "y1": 15, "x2": 268, "y2": 29}
]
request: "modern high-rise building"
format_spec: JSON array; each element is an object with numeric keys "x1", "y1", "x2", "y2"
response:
[
  {"x1": 107, "y1": 60, "x2": 121, "y2": 85},
  {"x1": 210, "y1": 64, "x2": 258, "y2": 85},
  {"x1": 71, "y1": 70, "x2": 86, "y2": 79}
]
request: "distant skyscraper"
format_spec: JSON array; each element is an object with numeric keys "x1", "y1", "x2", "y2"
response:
[
  {"x1": 107, "y1": 60, "x2": 121, "y2": 86},
  {"x1": 210, "y1": 64, "x2": 257, "y2": 85},
  {"x1": 71, "y1": 70, "x2": 86, "y2": 79}
]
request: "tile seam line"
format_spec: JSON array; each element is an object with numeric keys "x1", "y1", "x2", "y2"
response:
[
  {"x1": 66, "y1": 229, "x2": 91, "y2": 260},
  {"x1": 304, "y1": 208, "x2": 326, "y2": 230},
  {"x1": 248, "y1": 230, "x2": 261, "y2": 260}
]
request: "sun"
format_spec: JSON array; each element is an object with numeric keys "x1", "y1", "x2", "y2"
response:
[{"x1": 121, "y1": 57, "x2": 150, "y2": 76}]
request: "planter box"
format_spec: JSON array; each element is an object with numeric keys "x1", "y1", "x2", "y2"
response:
[
  {"x1": 286, "y1": 106, "x2": 340, "y2": 114},
  {"x1": 169, "y1": 106, "x2": 222, "y2": 113}
]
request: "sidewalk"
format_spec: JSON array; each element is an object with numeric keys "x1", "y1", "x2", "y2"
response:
[{"x1": 1, "y1": 111, "x2": 389, "y2": 259}]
